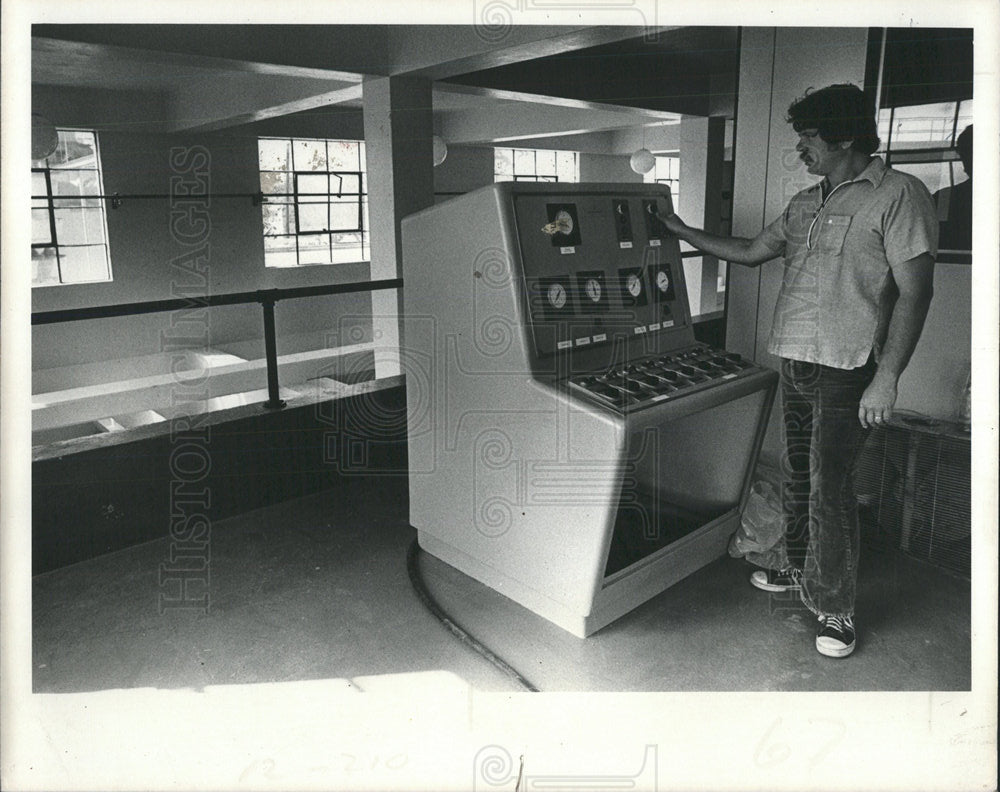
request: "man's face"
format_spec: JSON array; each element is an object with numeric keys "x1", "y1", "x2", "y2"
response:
[{"x1": 795, "y1": 129, "x2": 848, "y2": 176}]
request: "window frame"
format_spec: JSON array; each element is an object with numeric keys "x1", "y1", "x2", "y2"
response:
[
  {"x1": 878, "y1": 99, "x2": 972, "y2": 261},
  {"x1": 258, "y1": 137, "x2": 369, "y2": 268},
  {"x1": 494, "y1": 146, "x2": 580, "y2": 183},
  {"x1": 31, "y1": 127, "x2": 114, "y2": 288},
  {"x1": 643, "y1": 153, "x2": 681, "y2": 211}
]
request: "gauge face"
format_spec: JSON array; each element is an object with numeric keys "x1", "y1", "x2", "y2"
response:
[
  {"x1": 547, "y1": 282, "x2": 567, "y2": 309},
  {"x1": 627, "y1": 273, "x2": 642, "y2": 298},
  {"x1": 656, "y1": 270, "x2": 671, "y2": 293},
  {"x1": 585, "y1": 278, "x2": 602, "y2": 303}
]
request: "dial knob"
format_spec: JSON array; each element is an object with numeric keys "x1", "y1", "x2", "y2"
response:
[
  {"x1": 626, "y1": 273, "x2": 642, "y2": 297},
  {"x1": 585, "y1": 278, "x2": 602, "y2": 303},
  {"x1": 656, "y1": 270, "x2": 671, "y2": 293},
  {"x1": 547, "y1": 282, "x2": 567, "y2": 309}
]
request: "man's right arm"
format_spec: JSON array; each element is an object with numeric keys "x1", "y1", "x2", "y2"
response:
[{"x1": 655, "y1": 212, "x2": 780, "y2": 267}]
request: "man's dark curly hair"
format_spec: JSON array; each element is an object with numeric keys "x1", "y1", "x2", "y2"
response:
[{"x1": 787, "y1": 84, "x2": 880, "y2": 155}]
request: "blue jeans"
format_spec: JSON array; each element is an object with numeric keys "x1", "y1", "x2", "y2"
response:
[{"x1": 780, "y1": 356, "x2": 875, "y2": 618}]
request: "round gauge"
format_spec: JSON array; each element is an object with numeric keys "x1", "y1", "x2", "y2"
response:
[
  {"x1": 585, "y1": 278, "x2": 602, "y2": 303},
  {"x1": 547, "y1": 282, "x2": 567, "y2": 310},
  {"x1": 626, "y1": 273, "x2": 642, "y2": 298},
  {"x1": 656, "y1": 270, "x2": 671, "y2": 293}
]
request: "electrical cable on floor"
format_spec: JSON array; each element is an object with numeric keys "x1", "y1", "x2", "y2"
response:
[{"x1": 406, "y1": 538, "x2": 540, "y2": 693}]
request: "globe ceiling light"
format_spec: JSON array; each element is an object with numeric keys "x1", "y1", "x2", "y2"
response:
[
  {"x1": 432, "y1": 136, "x2": 448, "y2": 167},
  {"x1": 629, "y1": 148, "x2": 655, "y2": 175}
]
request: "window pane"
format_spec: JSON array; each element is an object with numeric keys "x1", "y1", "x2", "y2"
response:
[
  {"x1": 263, "y1": 246, "x2": 299, "y2": 268},
  {"x1": 495, "y1": 148, "x2": 513, "y2": 176},
  {"x1": 293, "y1": 140, "x2": 326, "y2": 171},
  {"x1": 297, "y1": 201, "x2": 328, "y2": 232},
  {"x1": 877, "y1": 109, "x2": 892, "y2": 153},
  {"x1": 888, "y1": 102, "x2": 956, "y2": 148},
  {"x1": 329, "y1": 199, "x2": 360, "y2": 231},
  {"x1": 535, "y1": 150, "x2": 556, "y2": 176},
  {"x1": 955, "y1": 100, "x2": 973, "y2": 144},
  {"x1": 296, "y1": 174, "x2": 328, "y2": 195},
  {"x1": 298, "y1": 233, "x2": 331, "y2": 265},
  {"x1": 892, "y1": 161, "x2": 954, "y2": 195},
  {"x1": 260, "y1": 171, "x2": 290, "y2": 195},
  {"x1": 262, "y1": 203, "x2": 292, "y2": 236},
  {"x1": 331, "y1": 236, "x2": 363, "y2": 264},
  {"x1": 60, "y1": 245, "x2": 110, "y2": 283},
  {"x1": 50, "y1": 130, "x2": 98, "y2": 169},
  {"x1": 514, "y1": 149, "x2": 534, "y2": 175},
  {"x1": 32, "y1": 247, "x2": 61, "y2": 286},
  {"x1": 50, "y1": 169, "x2": 102, "y2": 206},
  {"x1": 32, "y1": 171, "x2": 48, "y2": 207},
  {"x1": 54, "y1": 208, "x2": 105, "y2": 245},
  {"x1": 327, "y1": 141, "x2": 358, "y2": 171},
  {"x1": 264, "y1": 234, "x2": 296, "y2": 254},
  {"x1": 335, "y1": 173, "x2": 361, "y2": 195},
  {"x1": 32, "y1": 209, "x2": 53, "y2": 244},
  {"x1": 556, "y1": 151, "x2": 577, "y2": 182},
  {"x1": 258, "y1": 138, "x2": 291, "y2": 171}
]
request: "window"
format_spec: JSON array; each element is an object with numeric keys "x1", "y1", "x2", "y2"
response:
[
  {"x1": 258, "y1": 137, "x2": 369, "y2": 267},
  {"x1": 642, "y1": 153, "x2": 680, "y2": 210},
  {"x1": 31, "y1": 129, "x2": 112, "y2": 287},
  {"x1": 494, "y1": 147, "x2": 579, "y2": 183},
  {"x1": 878, "y1": 100, "x2": 973, "y2": 195}
]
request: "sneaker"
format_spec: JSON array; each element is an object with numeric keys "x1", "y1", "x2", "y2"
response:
[
  {"x1": 816, "y1": 615, "x2": 856, "y2": 658},
  {"x1": 750, "y1": 567, "x2": 802, "y2": 592}
]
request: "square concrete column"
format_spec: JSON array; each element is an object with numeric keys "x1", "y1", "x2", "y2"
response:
[
  {"x1": 678, "y1": 116, "x2": 726, "y2": 318},
  {"x1": 362, "y1": 76, "x2": 435, "y2": 378}
]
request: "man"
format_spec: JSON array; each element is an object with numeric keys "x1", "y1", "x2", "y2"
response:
[
  {"x1": 934, "y1": 124, "x2": 972, "y2": 251},
  {"x1": 656, "y1": 84, "x2": 936, "y2": 658}
]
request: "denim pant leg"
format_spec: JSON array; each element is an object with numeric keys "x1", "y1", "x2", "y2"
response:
[
  {"x1": 780, "y1": 357, "x2": 875, "y2": 618},
  {"x1": 780, "y1": 360, "x2": 816, "y2": 572}
]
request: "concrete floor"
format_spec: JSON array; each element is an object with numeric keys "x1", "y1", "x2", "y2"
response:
[{"x1": 32, "y1": 473, "x2": 971, "y2": 694}]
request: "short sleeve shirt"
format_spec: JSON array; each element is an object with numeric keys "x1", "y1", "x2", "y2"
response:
[{"x1": 757, "y1": 157, "x2": 938, "y2": 369}]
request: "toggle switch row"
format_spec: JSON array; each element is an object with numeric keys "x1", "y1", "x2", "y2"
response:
[{"x1": 569, "y1": 348, "x2": 752, "y2": 410}]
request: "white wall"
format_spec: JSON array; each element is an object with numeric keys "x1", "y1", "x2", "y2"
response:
[
  {"x1": 895, "y1": 262, "x2": 972, "y2": 422},
  {"x1": 579, "y1": 152, "x2": 642, "y2": 183},
  {"x1": 433, "y1": 144, "x2": 495, "y2": 198}
]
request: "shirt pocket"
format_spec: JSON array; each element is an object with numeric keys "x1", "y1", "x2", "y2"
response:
[{"x1": 816, "y1": 213, "x2": 853, "y2": 254}]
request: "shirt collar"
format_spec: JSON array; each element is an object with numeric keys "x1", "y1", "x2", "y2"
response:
[
  {"x1": 813, "y1": 156, "x2": 887, "y2": 199},
  {"x1": 853, "y1": 156, "x2": 887, "y2": 187}
]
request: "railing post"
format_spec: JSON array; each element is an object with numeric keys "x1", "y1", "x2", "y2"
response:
[{"x1": 260, "y1": 294, "x2": 285, "y2": 410}]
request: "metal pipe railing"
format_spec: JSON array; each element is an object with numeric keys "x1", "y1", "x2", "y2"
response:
[{"x1": 32, "y1": 278, "x2": 404, "y2": 411}]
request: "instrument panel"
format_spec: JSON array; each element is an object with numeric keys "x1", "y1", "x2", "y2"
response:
[{"x1": 513, "y1": 193, "x2": 686, "y2": 359}]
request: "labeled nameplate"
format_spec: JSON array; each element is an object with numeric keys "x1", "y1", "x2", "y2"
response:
[
  {"x1": 560, "y1": 246, "x2": 576, "y2": 255},
  {"x1": 619, "y1": 241, "x2": 633, "y2": 249},
  {"x1": 649, "y1": 239, "x2": 661, "y2": 247}
]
